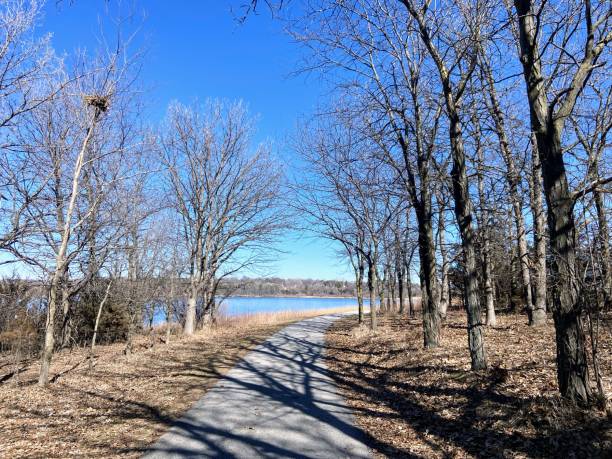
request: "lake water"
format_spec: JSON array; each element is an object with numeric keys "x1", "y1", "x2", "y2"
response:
[{"x1": 218, "y1": 296, "x2": 369, "y2": 316}]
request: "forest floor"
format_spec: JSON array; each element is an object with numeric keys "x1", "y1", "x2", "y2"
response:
[
  {"x1": 0, "y1": 307, "x2": 352, "y2": 458},
  {"x1": 325, "y1": 310, "x2": 612, "y2": 458}
]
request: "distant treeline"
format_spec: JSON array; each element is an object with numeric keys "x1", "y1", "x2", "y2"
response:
[{"x1": 219, "y1": 277, "x2": 357, "y2": 297}]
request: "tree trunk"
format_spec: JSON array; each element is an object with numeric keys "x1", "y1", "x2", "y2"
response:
[
  {"x1": 397, "y1": 263, "x2": 405, "y2": 314},
  {"x1": 165, "y1": 306, "x2": 172, "y2": 345},
  {"x1": 386, "y1": 273, "x2": 393, "y2": 312},
  {"x1": 538, "y1": 128, "x2": 591, "y2": 403},
  {"x1": 379, "y1": 268, "x2": 386, "y2": 314},
  {"x1": 595, "y1": 189, "x2": 611, "y2": 307},
  {"x1": 449, "y1": 110, "x2": 487, "y2": 370},
  {"x1": 438, "y1": 212, "x2": 450, "y2": 319},
  {"x1": 474, "y1": 114, "x2": 496, "y2": 327},
  {"x1": 417, "y1": 207, "x2": 441, "y2": 347},
  {"x1": 184, "y1": 282, "x2": 198, "y2": 335},
  {"x1": 89, "y1": 281, "x2": 112, "y2": 370},
  {"x1": 356, "y1": 261, "x2": 365, "y2": 323},
  {"x1": 60, "y1": 284, "x2": 72, "y2": 349},
  {"x1": 514, "y1": 0, "x2": 591, "y2": 403},
  {"x1": 39, "y1": 274, "x2": 60, "y2": 386},
  {"x1": 529, "y1": 138, "x2": 547, "y2": 325},
  {"x1": 482, "y1": 227, "x2": 496, "y2": 327},
  {"x1": 367, "y1": 258, "x2": 377, "y2": 331},
  {"x1": 405, "y1": 248, "x2": 416, "y2": 318}
]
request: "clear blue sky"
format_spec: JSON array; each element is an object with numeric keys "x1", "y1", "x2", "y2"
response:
[{"x1": 40, "y1": 0, "x2": 353, "y2": 280}]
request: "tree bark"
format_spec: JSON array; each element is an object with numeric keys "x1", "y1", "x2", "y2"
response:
[
  {"x1": 438, "y1": 208, "x2": 450, "y2": 319},
  {"x1": 537, "y1": 128, "x2": 591, "y2": 402},
  {"x1": 397, "y1": 262, "x2": 405, "y2": 315},
  {"x1": 60, "y1": 284, "x2": 72, "y2": 349},
  {"x1": 594, "y1": 188, "x2": 611, "y2": 307},
  {"x1": 474, "y1": 113, "x2": 496, "y2": 327},
  {"x1": 356, "y1": 259, "x2": 365, "y2": 323},
  {"x1": 367, "y1": 258, "x2": 377, "y2": 331},
  {"x1": 417, "y1": 205, "x2": 441, "y2": 347},
  {"x1": 479, "y1": 204, "x2": 496, "y2": 328},
  {"x1": 386, "y1": 272, "x2": 393, "y2": 312},
  {"x1": 405, "y1": 246, "x2": 416, "y2": 318},
  {"x1": 184, "y1": 283, "x2": 198, "y2": 335},
  {"x1": 449, "y1": 112, "x2": 487, "y2": 369},
  {"x1": 39, "y1": 272, "x2": 60, "y2": 386},
  {"x1": 513, "y1": 0, "x2": 594, "y2": 403},
  {"x1": 89, "y1": 280, "x2": 112, "y2": 370},
  {"x1": 528, "y1": 137, "x2": 547, "y2": 325}
]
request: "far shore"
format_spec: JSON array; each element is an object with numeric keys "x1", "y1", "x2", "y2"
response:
[
  {"x1": 222, "y1": 294, "x2": 422, "y2": 299},
  {"x1": 224, "y1": 294, "x2": 359, "y2": 299}
]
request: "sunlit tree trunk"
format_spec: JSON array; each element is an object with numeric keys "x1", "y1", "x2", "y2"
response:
[
  {"x1": 356, "y1": 257, "x2": 365, "y2": 323},
  {"x1": 39, "y1": 105, "x2": 101, "y2": 386},
  {"x1": 481, "y1": 58, "x2": 533, "y2": 318},
  {"x1": 528, "y1": 137, "x2": 547, "y2": 325},
  {"x1": 367, "y1": 257, "x2": 377, "y2": 331},
  {"x1": 438, "y1": 207, "x2": 450, "y2": 319}
]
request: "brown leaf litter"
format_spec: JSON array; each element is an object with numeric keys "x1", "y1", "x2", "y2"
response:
[
  {"x1": 325, "y1": 311, "x2": 612, "y2": 458},
  {"x1": 0, "y1": 321, "x2": 287, "y2": 458}
]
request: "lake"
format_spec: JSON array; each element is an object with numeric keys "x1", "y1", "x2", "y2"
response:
[{"x1": 218, "y1": 296, "x2": 370, "y2": 316}]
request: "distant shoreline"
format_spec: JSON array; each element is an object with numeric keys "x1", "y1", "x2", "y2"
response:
[
  {"x1": 225, "y1": 294, "x2": 358, "y2": 299},
  {"x1": 222, "y1": 295, "x2": 422, "y2": 299}
]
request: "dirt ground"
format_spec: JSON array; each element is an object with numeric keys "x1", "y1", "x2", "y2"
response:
[
  {"x1": 0, "y1": 321, "x2": 291, "y2": 458},
  {"x1": 325, "y1": 311, "x2": 612, "y2": 458}
]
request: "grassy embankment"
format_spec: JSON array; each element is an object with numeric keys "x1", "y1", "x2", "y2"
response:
[{"x1": 0, "y1": 306, "x2": 353, "y2": 458}]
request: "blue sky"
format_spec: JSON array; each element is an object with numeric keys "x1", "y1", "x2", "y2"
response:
[{"x1": 40, "y1": 0, "x2": 353, "y2": 280}]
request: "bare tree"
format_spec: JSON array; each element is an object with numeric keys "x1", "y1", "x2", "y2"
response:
[
  {"x1": 509, "y1": 0, "x2": 610, "y2": 403},
  {"x1": 571, "y1": 83, "x2": 611, "y2": 308},
  {"x1": 159, "y1": 100, "x2": 285, "y2": 334},
  {"x1": 399, "y1": 0, "x2": 489, "y2": 369},
  {"x1": 8, "y1": 42, "x2": 140, "y2": 385},
  {"x1": 291, "y1": 0, "x2": 446, "y2": 347},
  {"x1": 295, "y1": 113, "x2": 398, "y2": 331},
  {"x1": 477, "y1": 49, "x2": 537, "y2": 324},
  {"x1": 470, "y1": 111, "x2": 496, "y2": 326},
  {"x1": 0, "y1": 0, "x2": 56, "y2": 253},
  {"x1": 528, "y1": 134, "x2": 548, "y2": 323}
]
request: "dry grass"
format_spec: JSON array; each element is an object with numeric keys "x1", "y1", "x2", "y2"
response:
[
  {"x1": 215, "y1": 306, "x2": 355, "y2": 329},
  {"x1": 325, "y1": 311, "x2": 612, "y2": 458},
  {"x1": 0, "y1": 307, "x2": 354, "y2": 458}
]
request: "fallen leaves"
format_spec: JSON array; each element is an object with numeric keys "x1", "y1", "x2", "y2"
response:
[
  {"x1": 0, "y1": 322, "x2": 287, "y2": 458},
  {"x1": 325, "y1": 311, "x2": 612, "y2": 458}
]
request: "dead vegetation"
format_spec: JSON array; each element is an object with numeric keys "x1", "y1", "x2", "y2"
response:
[
  {"x1": 0, "y1": 308, "x2": 352, "y2": 458},
  {"x1": 325, "y1": 312, "x2": 612, "y2": 458}
]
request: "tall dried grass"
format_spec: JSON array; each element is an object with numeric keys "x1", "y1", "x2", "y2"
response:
[{"x1": 211, "y1": 306, "x2": 357, "y2": 334}]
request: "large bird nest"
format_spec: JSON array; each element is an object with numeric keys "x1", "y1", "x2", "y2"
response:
[{"x1": 83, "y1": 94, "x2": 109, "y2": 113}]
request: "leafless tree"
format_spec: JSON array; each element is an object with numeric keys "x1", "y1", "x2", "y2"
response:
[
  {"x1": 7, "y1": 40, "x2": 141, "y2": 385},
  {"x1": 158, "y1": 100, "x2": 285, "y2": 334},
  {"x1": 294, "y1": 113, "x2": 398, "y2": 330},
  {"x1": 398, "y1": 0, "x2": 490, "y2": 370},
  {"x1": 0, "y1": 0, "x2": 57, "y2": 253},
  {"x1": 477, "y1": 47, "x2": 538, "y2": 324},
  {"x1": 508, "y1": 0, "x2": 610, "y2": 403},
  {"x1": 291, "y1": 0, "x2": 448, "y2": 347}
]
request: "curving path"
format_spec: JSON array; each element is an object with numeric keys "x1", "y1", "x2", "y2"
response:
[{"x1": 144, "y1": 314, "x2": 372, "y2": 458}]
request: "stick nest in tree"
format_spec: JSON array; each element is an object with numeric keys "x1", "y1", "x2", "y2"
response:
[{"x1": 83, "y1": 95, "x2": 109, "y2": 113}]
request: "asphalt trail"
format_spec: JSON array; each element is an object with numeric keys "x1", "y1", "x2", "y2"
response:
[{"x1": 144, "y1": 314, "x2": 371, "y2": 458}]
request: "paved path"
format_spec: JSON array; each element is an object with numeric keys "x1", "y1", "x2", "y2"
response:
[{"x1": 144, "y1": 314, "x2": 371, "y2": 459}]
